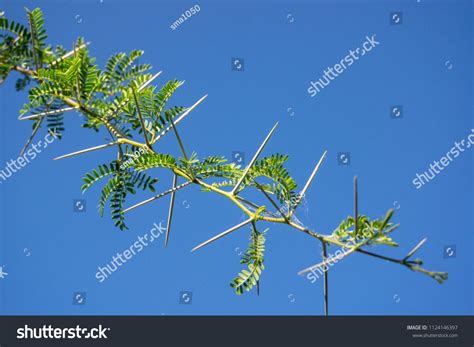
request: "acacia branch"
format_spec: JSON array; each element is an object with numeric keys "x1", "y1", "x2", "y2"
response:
[
  {"x1": 2, "y1": 9, "x2": 447, "y2": 310},
  {"x1": 12, "y1": 56, "x2": 448, "y2": 296}
]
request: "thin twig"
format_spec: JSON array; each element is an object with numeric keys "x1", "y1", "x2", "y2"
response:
[{"x1": 254, "y1": 180, "x2": 288, "y2": 221}]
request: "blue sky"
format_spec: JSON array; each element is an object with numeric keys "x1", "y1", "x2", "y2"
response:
[{"x1": 0, "y1": 0, "x2": 472, "y2": 315}]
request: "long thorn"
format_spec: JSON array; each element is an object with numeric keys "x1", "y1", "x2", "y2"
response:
[
  {"x1": 354, "y1": 176, "x2": 359, "y2": 239},
  {"x1": 165, "y1": 174, "x2": 178, "y2": 247},
  {"x1": 19, "y1": 117, "x2": 44, "y2": 156},
  {"x1": 105, "y1": 71, "x2": 163, "y2": 120},
  {"x1": 48, "y1": 42, "x2": 90, "y2": 67},
  {"x1": 231, "y1": 122, "x2": 279, "y2": 195},
  {"x1": 152, "y1": 94, "x2": 207, "y2": 145},
  {"x1": 131, "y1": 88, "x2": 152, "y2": 147},
  {"x1": 138, "y1": 71, "x2": 163, "y2": 92},
  {"x1": 168, "y1": 111, "x2": 189, "y2": 161},
  {"x1": 168, "y1": 107, "x2": 194, "y2": 180},
  {"x1": 404, "y1": 238, "x2": 428, "y2": 261},
  {"x1": 18, "y1": 106, "x2": 79, "y2": 121},
  {"x1": 123, "y1": 181, "x2": 192, "y2": 213},
  {"x1": 290, "y1": 150, "x2": 327, "y2": 216},
  {"x1": 191, "y1": 218, "x2": 253, "y2": 252},
  {"x1": 53, "y1": 142, "x2": 117, "y2": 160}
]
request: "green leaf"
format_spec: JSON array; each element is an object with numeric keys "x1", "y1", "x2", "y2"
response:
[
  {"x1": 81, "y1": 162, "x2": 118, "y2": 192},
  {"x1": 230, "y1": 225, "x2": 267, "y2": 295}
]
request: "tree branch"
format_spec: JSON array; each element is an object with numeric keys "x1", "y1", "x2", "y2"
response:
[{"x1": 322, "y1": 240, "x2": 329, "y2": 316}]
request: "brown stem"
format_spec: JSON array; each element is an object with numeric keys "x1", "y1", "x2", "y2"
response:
[{"x1": 321, "y1": 240, "x2": 329, "y2": 316}]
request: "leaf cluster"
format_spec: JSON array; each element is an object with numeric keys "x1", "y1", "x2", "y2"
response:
[{"x1": 230, "y1": 225, "x2": 267, "y2": 295}]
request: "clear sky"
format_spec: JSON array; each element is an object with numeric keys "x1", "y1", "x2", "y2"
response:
[{"x1": 0, "y1": 0, "x2": 472, "y2": 315}]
